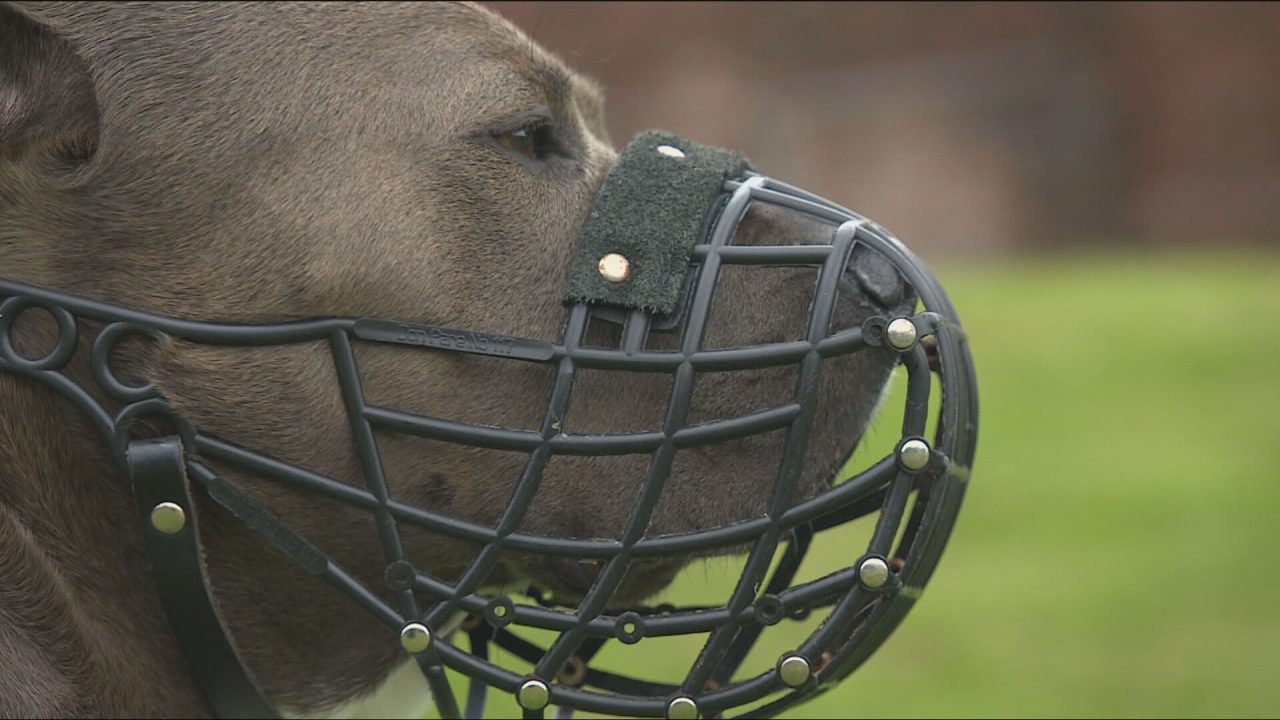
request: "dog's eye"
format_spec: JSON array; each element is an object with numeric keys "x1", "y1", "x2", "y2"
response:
[{"x1": 494, "y1": 123, "x2": 559, "y2": 161}]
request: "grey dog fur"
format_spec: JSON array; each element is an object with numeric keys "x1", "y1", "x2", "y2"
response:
[{"x1": 0, "y1": 2, "x2": 907, "y2": 716}]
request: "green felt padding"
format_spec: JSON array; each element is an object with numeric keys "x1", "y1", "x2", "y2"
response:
[{"x1": 565, "y1": 130, "x2": 751, "y2": 315}]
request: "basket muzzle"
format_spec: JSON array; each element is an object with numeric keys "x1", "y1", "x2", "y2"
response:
[{"x1": 0, "y1": 130, "x2": 978, "y2": 719}]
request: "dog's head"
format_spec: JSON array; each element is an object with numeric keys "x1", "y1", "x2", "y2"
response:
[{"x1": 1, "y1": 1, "x2": 917, "y2": 712}]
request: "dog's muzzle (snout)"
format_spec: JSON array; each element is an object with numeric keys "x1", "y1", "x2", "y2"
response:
[{"x1": 0, "y1": 130, "x2": 978, "y2": 719}]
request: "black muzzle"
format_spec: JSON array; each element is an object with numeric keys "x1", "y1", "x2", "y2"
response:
[{"x1": 0, "y1": 130, "x2": 978, "y2": 719}]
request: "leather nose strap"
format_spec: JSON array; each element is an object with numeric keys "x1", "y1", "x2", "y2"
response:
[
  {"x1": 128, "y1": 436, "x2": 277, "y2": 719},
  {"x1": 565, "y1": 130, "x2": 751, "y2": 315}
]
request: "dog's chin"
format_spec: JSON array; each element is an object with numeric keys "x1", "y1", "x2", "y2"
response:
[{"x1": 491, "y1": 556, "x2": 685, "y2": 609}]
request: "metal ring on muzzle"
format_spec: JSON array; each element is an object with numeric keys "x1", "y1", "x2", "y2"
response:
[{"x1": 0, "y1": 131, "x2": 978, "y2": 719}]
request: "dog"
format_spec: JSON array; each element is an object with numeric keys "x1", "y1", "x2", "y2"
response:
[{"x1": 0, "y1": 3, "x2": 912, "y2": 716}]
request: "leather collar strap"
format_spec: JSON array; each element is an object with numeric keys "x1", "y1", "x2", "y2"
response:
[{"x1": 127, "y1": 436, "x2": 277, "y2": 719}]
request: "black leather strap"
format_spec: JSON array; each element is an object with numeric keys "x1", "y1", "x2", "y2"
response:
[{"x1": 128, "y1": 437, "x2": 277, "y2": 719}]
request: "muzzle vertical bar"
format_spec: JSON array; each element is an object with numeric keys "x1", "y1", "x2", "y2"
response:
[
  {"x1": 529, "y1": 176, "x2": 765, "y2": 710},
  {"x1": 679, "y1": 218, "x2": 858, "y2": 708}
]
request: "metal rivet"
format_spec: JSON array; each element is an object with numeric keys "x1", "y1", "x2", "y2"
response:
[
  {"x1": 898, "y1": 438, "x2": 931, "y2": 471},
  {"x1": 886, "y1": 317, "x2": 918, "y2": 349},
  {"x1": 667, "y1": 696, "x2": 699, "y2": 720},
  {"x1": 399, "y1": 623, "x2": 432, "y2": 654},
  {"x1": 778, "y1": 654, "x2": 811, "y2": 687},
  {"x1": 517, "y1": 679, "x2": 550, "y2": 710},
  {"x1": 598, "y1": 252, "x2": 631, "y2": 283},
  {"x1": 150, "y1": 502, "x2": 186, "y2": 534},
  {"x1": 859, "y1": 556, "x2": 890, "y2": 589},
  {"x1": 596, "y1": 252, "x2": 632, "y2": 283},
  {"x1": 656, "y1": 144, "x2": 686, "y2": 159}
]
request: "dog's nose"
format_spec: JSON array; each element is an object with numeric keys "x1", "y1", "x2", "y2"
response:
[{"x1": 846, "y1": 244, "x2": 907, "y2": 309}]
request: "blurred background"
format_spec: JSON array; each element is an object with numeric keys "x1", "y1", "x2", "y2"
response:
[
  {"x1": 491, "y1": 1, "x2": 1280, "y2": 256},
  {"x1": 448, "y1": 3, "x2": 1280, "y2": 718}
]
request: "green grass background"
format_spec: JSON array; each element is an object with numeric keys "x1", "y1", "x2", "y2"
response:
[{"x1": 428, "y1": 250, "x2": 1280, "y2": 718}]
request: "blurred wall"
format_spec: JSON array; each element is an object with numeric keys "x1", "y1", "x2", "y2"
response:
[{"x1": 486, "y1": 2, "x2": 1280, "y2": 254}]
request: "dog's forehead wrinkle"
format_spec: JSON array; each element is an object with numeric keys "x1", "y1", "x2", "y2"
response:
[
  {"x1": 427, "y1": 5, "x2": 594, "y2": 128},
  {"x1": 434, "y1": 52, "x2": 586, "y2": 135}
]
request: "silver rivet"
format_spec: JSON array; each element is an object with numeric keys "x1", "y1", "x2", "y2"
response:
[
  {"x1": 859, "y1": 557, "x2": 890, "y2": 589},
  {"x1": 656, "y1": 144, "x2": 686, "y2": 159},
  {"x1": 517, "y1": 679, "x2": 550, "y2": 710},
  {"x1": 898, "y1": 438, "x2": 931, "y2": 471},
  {"x1": 886, "y1": 317, "x2": 918, "y2": 349},
  {"x1": 150, "y1": 502, "x2": 186, "y2": 534},
  {"x1": 598, "y1": 252, "x2": 631, "y2": 283},
  {"x1": 667, "y1": 696, "x2": 699, "y2": 720},
  {"x1": 778, "y1": 654, "x2": 811, "y2": 687},
  {"x1": 399, "y1": 623, "x2": 432, "y2": 654}
]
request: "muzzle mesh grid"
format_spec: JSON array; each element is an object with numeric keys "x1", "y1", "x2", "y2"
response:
[{"x1": 0, "y1": 174, "x2": 977, "y2": 720}]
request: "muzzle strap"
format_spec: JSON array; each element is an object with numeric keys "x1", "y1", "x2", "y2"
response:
[
  {"x1": 127, "y1": 437, "x2": 277, "y2": 719},
  {"x1": 565, "y1": 130, "x2": 751, "y2": 315}
]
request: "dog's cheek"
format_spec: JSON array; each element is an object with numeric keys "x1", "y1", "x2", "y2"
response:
[
  {"x1": 413, "y1": 151, "x2": 605, "y2": 335},
  {"x1": 143, "y1": 340, "x2": 393, "y2": 566}
]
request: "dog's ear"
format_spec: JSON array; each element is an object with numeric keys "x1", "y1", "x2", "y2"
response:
[{"x1": 0, "y1": 2, "x2": 98, "y2": 166}]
